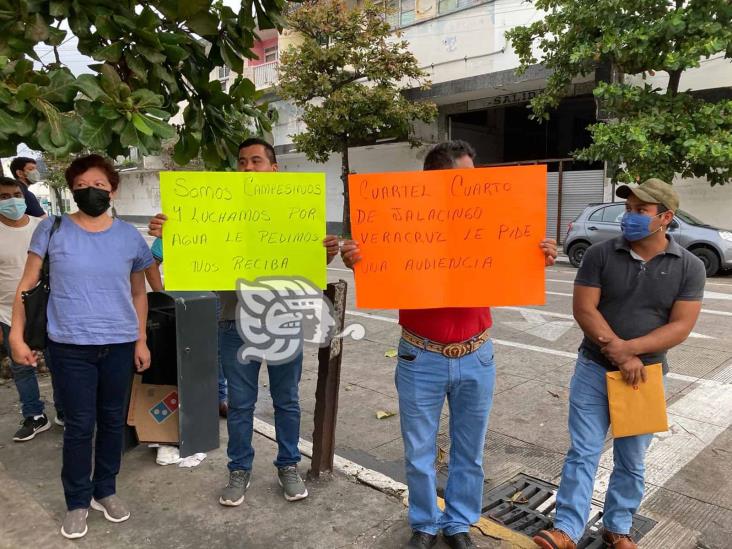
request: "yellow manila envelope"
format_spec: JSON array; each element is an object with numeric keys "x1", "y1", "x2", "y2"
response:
[{"x1": 606, "y1": 363, "x2": 668, "y2": 438}]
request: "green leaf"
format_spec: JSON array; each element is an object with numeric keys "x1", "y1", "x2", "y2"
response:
[
  {"x1": 25, "y1": 13, "x2": 50, "y2": 42},
  {"x1": 186, "y1": 12, "x2": 219, "y2": 35},
  {"x1": 140, "y1": 114, "x2": 176, "y2": 139},
  {"x1": 179, "y1": 0, "x2": 210, "y2": 20},
  {"x1": 49, "y1": 1, "x2": 69, "y2": 17},
  {"x1": 98, "y1": 104, "x2": 120, "y2": 120},
  {"x1": 132, "y1": 113, "x2": 154, "y2": 135},
  {"x1": 162, "y1": 44, "x2": 190, "y2": 63},
  {"x1": 120, "y1": 120, "x2": 139, "y2": 147},
  {"x1": 16, "y1": 83, "x2": 40, "y2": 102},
  {"x1": 99, "y1": 64, "x2": 123, "y2": 97},
  {"x1": 130, "y1": 89, "x2": 163, "y2": 108},
  {"x1": 0, "y1": 109, "x2": 20, "y2": 134},
  {"x1": 220, "y1": 41, "x2": 243, "y2": 74},
  {"x1": 173, "y1": 131, "x2": 200, "y2": 165},
  {"x1": 46, "y1": 27, "x2": 67, "y2": 47},
  {"x1": 151, "y1": 64, "x2": 175, "y2": 85},
  {"x1": 79, "y1": 116, "x2": 113, "y2": 149},
  {"x1": 137, "y1": 6, "x2": 161, "y2": 29},
  {"x1": 137, "y1": 46, "x2": 166, "y2": 64},
  {"x1": 93, "y1": 42, "x2": 124, "y2": 63},
  {"x1": 111, "y1": 117, "x2": 126, "y2": 133},
  {"x1": 39, "y1": 69, "x2": 77, "y2": 103},
  {"x1": 145, "y1": 108, "x2": 171, "y2": 120},
  {"x1": 74, "y1": 74, "x2": 107, "y2": 101},
  {"x1": 124, "y1": 52, "x2": 147, "y2": 80},
  {"x1": 14, "y1": 109, "x2": 37, "y2": 137}
]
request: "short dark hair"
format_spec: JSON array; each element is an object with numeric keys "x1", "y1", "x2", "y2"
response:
[
  {"x1": 9, "y1": 157, "x2": 36, "y2": 179},
  {"x1": 423, "y1": 140, "x2": 476, "y2": 171},
  {"x1": 65, "y1": 154, "x2": 120, "y2": 191},
  {"x1": 239, "y1": 138, "x2": 277, "y2": 164},
  {"x1": 656, "y1": 204, "x2": 669, "y2": 214},
  {"x1": 0, "y1": 176, "x2": 22, "y2": 190}
]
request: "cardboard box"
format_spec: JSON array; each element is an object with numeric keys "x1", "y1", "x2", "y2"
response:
[{"x1": 127, "y1": 375, "x2": 180, "y2": 444}]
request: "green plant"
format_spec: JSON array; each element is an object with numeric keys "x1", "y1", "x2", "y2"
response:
[
  {"x1": 278, "y1": 0, "x2": 437, "y2": 234},
  {"x1": 0, "y1": 0, "x2": 288, "y2": 169},
  {"x1": 506, "y1": 0, "x2": 732, "y2": 185}
]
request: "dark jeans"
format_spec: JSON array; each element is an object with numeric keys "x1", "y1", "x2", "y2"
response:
[
  {"x1": 47, "y1": 341, "x2": 135, "y2": 511},
  {"x1": 1, "y1": 322, "x2": 63, "y2": 418}
]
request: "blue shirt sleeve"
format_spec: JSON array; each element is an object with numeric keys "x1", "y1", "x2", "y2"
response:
[
  {"x1": 22, "y1": 185, "x2": 46, "y2": 217},
  {"x1": 151, "y1": 238, "x2": 163, "y2": 262},
  {"x1": 132, "y1": 232, "x2": 155, "y2": 273},
  {"x1": 28, "y1": 216, "x2": 55, "y2": 258}
]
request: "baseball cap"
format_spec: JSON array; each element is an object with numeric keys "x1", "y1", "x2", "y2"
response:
[{"x1": 616, "y1": 178, "x2": 679, "y2": 211}]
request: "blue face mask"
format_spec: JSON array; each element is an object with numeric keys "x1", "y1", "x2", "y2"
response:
[
  {"x1": 0, "y1": 197, "x2": 26, "y2": 221},
  {"x1": 620, "y1": 212, "x2": 662, "y2": 241}
]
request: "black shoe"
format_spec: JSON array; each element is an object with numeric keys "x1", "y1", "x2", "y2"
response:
[
  {"x1": 444, "y1": 532, "x2": 476, "y2": 549},
  {"x1": 13, "y1": 414, "x2": 51, "y2": 442},
  {"x1": 404, "y1": 530, "x2": 438, "y2": 549}
]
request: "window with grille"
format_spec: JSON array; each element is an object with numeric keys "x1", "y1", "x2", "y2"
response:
[{"x1": 264, "y1": 46, "x2": 278, "y2": 63}]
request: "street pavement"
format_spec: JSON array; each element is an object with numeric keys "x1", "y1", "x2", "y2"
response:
[{"x1": 1, "y1": 255, "x2": 730, "y2": 548}]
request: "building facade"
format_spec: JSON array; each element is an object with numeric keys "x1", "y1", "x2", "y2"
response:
[{"x1": 118, "y1": 0, "x2": 732, "y2": 235}]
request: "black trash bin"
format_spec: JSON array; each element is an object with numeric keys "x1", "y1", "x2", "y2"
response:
[{"x1": 125, "y1": 291, "x2": 219, "y2": 458}]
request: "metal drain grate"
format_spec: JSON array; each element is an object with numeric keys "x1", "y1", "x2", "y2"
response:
[{"x1": 481, "y1": 474, "x2": 656, "y2": 548}]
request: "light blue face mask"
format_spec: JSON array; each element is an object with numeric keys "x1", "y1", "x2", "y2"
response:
[
  {"x1": 0, "y1": 197, "x2": 26, "y2": 220},
  {"x1": 620, "y1": 211, "x2": 663, "y2": 241}
]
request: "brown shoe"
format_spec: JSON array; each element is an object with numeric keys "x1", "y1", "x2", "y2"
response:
[
  {"x1": 533, "y1": 529, "x2": 576, "y2": 549},
  {"x1": 219, "y1": 402, "x2": 228, "y2": 418},
  {"x1": 601, "y1": 530, "x2": 637, "y2": 548}
]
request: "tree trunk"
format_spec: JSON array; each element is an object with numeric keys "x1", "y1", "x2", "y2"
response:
[
  {"x1": 340, "y1": 137, "x2": 351, "y2": 237},
  {"x1": 667, "y1": 69, "x2": 682, "y2": 96},
  {"x1": 52, "y1": 186, "x2": 64, "y2": 215}
]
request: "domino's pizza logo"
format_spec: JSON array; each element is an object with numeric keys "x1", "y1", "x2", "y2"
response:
[{"x1": 149, "y1": 391, "x2": 179, "y2": 423}]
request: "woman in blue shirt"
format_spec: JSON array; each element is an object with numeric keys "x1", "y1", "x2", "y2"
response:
[{"x1": 9, "y1": 154, "x2": 153, "y2": 540}]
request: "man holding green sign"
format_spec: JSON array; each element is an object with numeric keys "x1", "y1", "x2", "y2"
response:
[{"x1": 148, "y1": 138, "x2": 339, "y2": 505}]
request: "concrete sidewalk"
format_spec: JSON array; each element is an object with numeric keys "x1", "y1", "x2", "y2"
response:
[{"x1": 0, "y1": 376, "x2": 502, "y2": 549}]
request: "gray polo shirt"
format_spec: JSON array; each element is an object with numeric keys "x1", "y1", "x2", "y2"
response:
[{"x1": 576, "y1": 235, "x2": 706, "y2": 373}]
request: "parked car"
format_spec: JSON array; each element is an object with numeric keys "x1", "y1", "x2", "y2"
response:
[{"x1": 563, "y1": 202, "x2": 732, "y2": 276}]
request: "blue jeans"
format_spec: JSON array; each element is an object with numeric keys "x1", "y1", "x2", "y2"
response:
[
  {"x1": 396, "y1": 338, "x2": 496, "y2": 536},
  {"x1": 218, "y1": 352, "x2": 227, "y2": 404},
  {"x1": 1, "y1": 322, "x2": 63, "y2": 418},
  {"x1": 554, "y1": 354, "x2": 653, "y2": 542},
  {"x1": 47, "y1": 341, "x2": 135, "y2": 511},
  {"x1": 219, "y1": 321, "x2": 302, "y2": 471}
]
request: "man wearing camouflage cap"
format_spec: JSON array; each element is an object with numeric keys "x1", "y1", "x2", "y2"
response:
[{"x1": 534, "y1": 179, "x2": 706, "y2": 549}]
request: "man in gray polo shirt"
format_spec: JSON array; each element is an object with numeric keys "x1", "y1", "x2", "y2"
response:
[{"x1": 534, "y1": 179, "x2": 706, "y2": 549}]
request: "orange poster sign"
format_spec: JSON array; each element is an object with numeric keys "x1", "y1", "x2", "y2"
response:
[{"x1": 348, "y1": 165, "x2": 547, "y2": 309}]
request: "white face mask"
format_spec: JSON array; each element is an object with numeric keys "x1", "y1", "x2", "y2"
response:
[{"x1": 25, "y1": 169, "x2": 41, "y2": 183}]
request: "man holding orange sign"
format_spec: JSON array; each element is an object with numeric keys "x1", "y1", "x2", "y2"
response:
[
  {"x1": 533, "y1": 179, "x2": 705, "y2": 549},
  {"x1": 341, "y1": 140, "x2": 557, "y2": 549}
]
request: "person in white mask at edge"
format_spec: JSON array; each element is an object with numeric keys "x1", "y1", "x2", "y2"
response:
[
  {"x1": 10, "y1": 156, "x2": 47, "y2": 218},
  {"x1": 0, "y1": 176, "x2": 64, "y2": 442}
]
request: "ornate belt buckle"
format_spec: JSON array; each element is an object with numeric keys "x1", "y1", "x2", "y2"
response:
[{"x1": 442, "y1": 343, "x2": 465, "y2": 358}]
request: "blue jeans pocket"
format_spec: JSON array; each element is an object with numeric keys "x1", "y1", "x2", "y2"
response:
[
  {"x1": 475, "y1": 340, "x2": 495, "y2": 366},
  {"x1": 397, "y1": 339, "x2": 423, "y2": 363}
]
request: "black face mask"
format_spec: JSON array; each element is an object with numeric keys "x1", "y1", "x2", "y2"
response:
[{"x1": 73, "y1": 187, "x2": 111, "y2": 217}]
